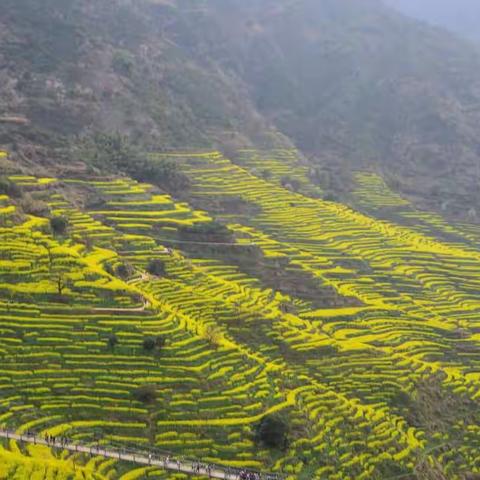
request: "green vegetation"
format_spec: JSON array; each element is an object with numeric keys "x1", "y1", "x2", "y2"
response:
[
  {"x1": 1, "y1": 156, "x2": 480, "y2": 478},
  {"x1": 79, "y1": 133, "x2": 190, "y2": 190},
  {"x1": 178, "y1": 221, "x2": 232, "y2": 242},
  {"x1": 112, "y1": 50, "x2": 135, "y2": 77},
  {"x1": 254, "y1": 415, "x2": 289, "y2": 450},
  {"x1": 142, "y1": 336, "x2": 156, "y2": 351},
  {"x1": 0, "y1": 177, "x2": 22, "y2": 198},
  {"x1": 4, "y1": 0, "x2": 480, "y2": 477},
  {"x1": 147, "y1": 259, "x2": 166, "y2": 277},
  {"x1": 133, "y1": 384, "x2": 157, "y2": 404},
  {"x1": 50, "y1": 215, "x2": 69, "y2": 235},
  {"x1": 5, "y1": 0, "x2": 480, "y2": 214},
  {"x1": 115, "y1": 262, "x2": 134, "y2": 280},
  {"x1": 107, "y1": 333, "x2": 118, "y2": 349}
]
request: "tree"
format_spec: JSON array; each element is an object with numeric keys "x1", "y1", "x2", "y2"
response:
[
  {"x1": 50, "y1": 216, "x2": 68, "y2": 235},
  {"x1": 143, "y1": 337, "x2": 156, "y2": 351},
  {"x1": 254, "y1": 414, "x2": 289, "y2": 449},
  {"x1": 261, "y1": 169, "x2": 273, "y2": 180},
  {"x1": 112, "y1": 50, "x2": 135, "y2": 77},
  {"x1": 280, "y1": 175, "x2": 301, "y2": 192},
  {"x1": 143, "y1": 336, "x2": 165, "y2": 352},
  {"x1": 147, "y1": 259, "x2": 166, "y2": 277},
  {"x1": 115, "y1": 262, "x2": 133, "y2": 280},
  {"x1": 56, "y1": 274, "x2": 65, "y2": 296},
  {"x1": 133, "y1": 384, "x2": 157, "y2": 404},
  {"x1": 0, "y1": 177, "x2": 22, "y2": 198},
  {"x1": 107, "y1": 333, "x2": 118, "y2": 349}
]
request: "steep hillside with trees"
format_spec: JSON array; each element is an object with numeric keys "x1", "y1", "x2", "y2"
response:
[{"x1": 3, "y1": 0, "x2": 480, "y2": 216}]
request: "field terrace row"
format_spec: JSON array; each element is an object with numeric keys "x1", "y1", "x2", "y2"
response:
[
  {"x1": 4, "y1": 164, "x2": 480, "y2": 477},
  {"x1": 54, "y1": 177, "x2": 431, "y2": 477},
  {"x1": 145, "y1": 150, "x2": 480, "y2": 477},
  {"x1": 233, "y1": 149, "x2": 323, "y2": 198},
  {"x1": 173, "y1": 153, "x2": 480, "y2": 332},
  {"x1": 352, "y1": 173, "x2": 410, "y2": 210},
  {"x1": 65, "y1": 178, "x2": 212, "y2": 235},
  {"x1": 0, "y1": 186, "x2": 296, "y2": 477},
  {"x1": 350, "y1": 172, "x2": 480, "y2": 250},
  {"x1": 133, "y1": 257, "x2": 428, "y2": 478}
]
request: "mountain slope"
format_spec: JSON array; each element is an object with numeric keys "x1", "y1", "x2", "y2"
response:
[
  {"x1": 3, "y1": 0, "x2": 480, "y2": 217},
  {"x1": 179, "y1": 0, "x2": 480, "y2": 213},
  {"x1": 0, "y1": 0, "x2": 282, "y2": 154},
  {"x1": 4, "y1": 3, "x2": 480, "y2": 478},
  {"x1": 3, "y1": 151, "x2": 480, "y2": 479}
]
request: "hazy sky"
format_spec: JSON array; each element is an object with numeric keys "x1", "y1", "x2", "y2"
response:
[{"x1": 384, "y1": 0, "x2": 480, "y2": 43}]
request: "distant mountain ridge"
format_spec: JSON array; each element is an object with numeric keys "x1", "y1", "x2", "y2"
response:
[{"x1": 384, "y1": 0, "x2": 480, "y2": 43}]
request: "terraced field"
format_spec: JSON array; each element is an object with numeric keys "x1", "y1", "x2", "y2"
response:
[{"x1": 2, "y1": 150, "x2": 480, "y2": 479}]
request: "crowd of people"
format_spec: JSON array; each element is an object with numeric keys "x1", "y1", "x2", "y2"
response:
[
  {"x1": 43, "y1": 433, "x2": 69, "y2": 447},
  {"x1": 9, "y1": 430, "x2": 283, "y2": 480},
  {"x1": 237, "y1": 470, "x2": 262, "y2": 480}
]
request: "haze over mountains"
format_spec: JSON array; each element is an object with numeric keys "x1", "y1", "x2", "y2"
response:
[
  {"x1": 384, "y1": 0, "x2": 480, "y2": 43},
  {"x1": 3, "y1": 0, "x2": 480, "y2": 215}
]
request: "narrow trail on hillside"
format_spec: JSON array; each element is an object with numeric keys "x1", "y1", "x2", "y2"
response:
[{"x1": 0, "y1": 430, "x2": 282, "y2": 480}]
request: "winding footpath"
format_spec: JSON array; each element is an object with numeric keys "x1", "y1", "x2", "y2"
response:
[{"x1": 0, "y1": 429, "x2": 282, "y2": 480}]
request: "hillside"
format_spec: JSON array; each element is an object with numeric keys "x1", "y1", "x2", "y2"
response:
[
  {"x1": 0, "y1": 0, "x2": 285, "y2": 155},
  {"x1": 3, "y1": 0, "x2": 480, "y2": 216},
  {"x1": 3, "y1": 1, "x2": 480, "y2": 480},
  {"x1": 3, "y1": 150, "x2": 480, "y2": 479},
  {"x1": 186, "y1": 0, "x2": 480, "y2": 215}
]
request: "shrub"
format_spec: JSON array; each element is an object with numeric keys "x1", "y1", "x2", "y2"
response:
[
  {"x1": 204, "y1": 326, "x2": 221, "y2": 348},
  {"x1": 261, "y1": 169, "x2": 273, "y2": 180},
  {"x1": 147, "y1": 259, "x2": 166, "y2": 277},
  {"x1": 280, "y1": 175, "x2": 301, "y2": 192},
  {"x1": 50, "y1": 216, "x2": 68, "y2": 235},
  {"x1": 143, "y1": 337, "x2": 156, "y2": 351},
  {"x1": 107, "y1": 333, "x2": 118, "y2": 349},
  {"x1": 323, "y1": 192, "x2": 338, "y2": 202},
  {"x1": 112, "y1": 50, "x2": 135, "y2": 76},
  {"x1": 0, "y1": 177, "x2": 22, "y2": 198},
  {"x1": 104, "y1": 263, "x2": 114, "y2": 276},
  {"x1": 19, "y1": 194, "x2": 50, "y2": 216},
  {"x1": 115, "y1": 262, "x2": 134, "y2": 280},
  {"x1": 133, "y1": 384, "x2": 157, "y2": 404},
  {"x1": 254, "y1": 414, "x2": 289, "y2": 449},
  {"x1": 143, "y1": 336, "x2": 165, "y2": 351},
  {"x1": 390, "y1": 389, "x2": 412, "y2": 408}
]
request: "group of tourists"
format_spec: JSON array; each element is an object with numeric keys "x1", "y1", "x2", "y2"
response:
[
  {"x1": 237, "y1": 470, "x2": 262, "y2": 480},
  {"x1": 8, "y1": 429, "x2": 282, "y2": 480},
  {"x1": 43, "y1": 433, "x2": 69, "y2": 447},
  {"x1": 191, "y1": 460, "x2": 212, "y2": 475}
]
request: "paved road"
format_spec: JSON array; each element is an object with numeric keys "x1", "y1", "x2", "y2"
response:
[{"x1": 0, "y1": 430, "x2": 281, "y2": 480}]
